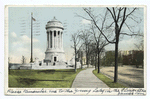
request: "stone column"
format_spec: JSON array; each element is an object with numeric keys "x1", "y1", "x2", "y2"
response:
[
  {"x1": 48, "y1": 31, "x2": 50, "y2": 48},
  {"x1": 47, "y1": 31, "x2": 48, "y2": 48},
  {"x1": 49, "y1": 31, "x2": 50, "y2": 48},
  {"x1": 57, "y1": 31, "x2": 59, "y2": 48},
  {"x1": 61, "y1": 32, "x2": 63, "y2": 48},
  {"x1": 58, "y1": 31, "x2": 59, "y2": 48},
  {"x1": 54, "y1": 31, "x2": 56, "y2": 48},
  {"x1": 56, "y1": 31, "x2": 58, "y2": 48},
  {"x1": 59, "y1": 31, "x2": 61, "y2": 49},
  {"x1": 50, "y1": 31, "x2": 52, "y2": 48},
  {"x1": 60, "y1": 31, "x2": 61, "y2": 49},
  {"x1": 59, "y1": 32, "x2": 61, "y2": 49},
  {"x1": 52, "y1": 31, "x2": 54, "y2": 48},
  {"x1": 60, "y1": 32, "x2": 62, "y2": 49}
]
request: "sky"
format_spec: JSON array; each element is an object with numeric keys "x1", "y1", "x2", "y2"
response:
[{"x1": 8, "y1": 6, "x2": 144, "y2": 63}]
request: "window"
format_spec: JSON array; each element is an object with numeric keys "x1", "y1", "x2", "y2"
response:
[
  {"x1": 54, "y1": 31, "x2": 56, "y2": 37},
  {"x1": 54, "y1": 57, "x2": 57, "y2": 61}
]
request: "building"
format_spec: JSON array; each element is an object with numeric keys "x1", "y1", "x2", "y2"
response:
[
  {"x1": 122, "y1": 50, "x2": 144, "y2": 66},
  {"x1": 121, "y1": 50, "x2": 133, "y2": 56},
  {"x1": 44, "y1": 17, "x2": 66, "y2": 65},
  {"x1": 102, "y1": 50, "x2": 143, "y2": 66}
]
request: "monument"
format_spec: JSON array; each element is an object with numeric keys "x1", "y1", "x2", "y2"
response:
[{"x1": 44, "y1": 17, "x2": 66, "y2": 66}]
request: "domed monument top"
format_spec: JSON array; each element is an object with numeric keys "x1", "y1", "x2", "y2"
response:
[{"x1": 46, "y1": 17, "x2": 64, "y2": 30}]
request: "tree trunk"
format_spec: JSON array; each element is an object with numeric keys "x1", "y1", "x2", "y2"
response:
[
  {"x1": 86, "y1": 46, "x2": 89, "y2": 68},
  {"x1": 75, "y1": 48, "x2": 77, "y2": 72},
  {"x1": 114, "y1": 37, "x2": 119, "y2": 82},
  {"x1": 86, "y1": 51, "x2": 88, "y2": 68},
  {"x1": 81, "y1": 51, "x2": 83, "y2": 69},
  {"x1": 81, "y1": 60, "x2": 83, "y2": 69},
  {"x1": 98, "y1": 52, "x2": 100, "y2": 73},
  {"x1": 95, "y1": 54, "x2": 97, "y2": 70},
  {"x1": 87, "y1": 56, "x2": 89, "y2": 68}
]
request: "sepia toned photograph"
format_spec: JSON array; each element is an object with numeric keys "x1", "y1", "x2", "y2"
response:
[{"x1": 4, "y1": 5, "x2": 146, "y2": 95}]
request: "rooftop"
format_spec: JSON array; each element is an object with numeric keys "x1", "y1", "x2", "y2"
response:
[{"x1": 46, "y1": 17, "x2": 64, "y2": 30}]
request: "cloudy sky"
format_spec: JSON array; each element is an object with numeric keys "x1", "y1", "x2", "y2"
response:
[{"x1": 8, "y1": 7, "x2": 144, "y2": 63}]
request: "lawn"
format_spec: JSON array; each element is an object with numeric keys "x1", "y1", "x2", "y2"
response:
[
  {"x1": 93, "y1": 69, "x2": 127, "y2": 88},
  {"x1": 9, "y1": 69, "x2": 83, "y2": 88}
]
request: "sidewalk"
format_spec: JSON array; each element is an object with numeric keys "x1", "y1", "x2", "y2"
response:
[{"x1": 71, "y1": 68, "x2": 109, "y2": 88}]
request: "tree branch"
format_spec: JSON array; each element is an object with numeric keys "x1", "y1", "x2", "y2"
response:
[
  {"x1": 116, "y1": 7, "x2": 122, "y2": 22},
  {"x1": 75, "y1": 13, "x2": 92, "y2": 21},
  {"x1": 101, "y1": 10, "x2": 108, "y2": 30},
  {"x1": 125, "y1": 8, "x2": 137, "y2": 20},
  {"x1": 107, "y1": 7, "x2": 115, "y2": 20},
  {"x1": 106, "y1": 21, "x2": 115, "y2": 29},
  {"x1": 112, "y1": 7, "x2": 116, "y2": 20},
  {"x1": 119, "y1": 7, "x2": 127, "y2": 33},
  {"x1": 84, "y1": 8, "x2": 115, "y2": 44},
  {"x1": 124, "y1": 22, "x2": 136, "y2": 33},
  {"x1": 128, "y1": 16, "x2": 139, "y2": 23},
  {"x1": 120, "y1": 33, "x2": 143, "y2": 37}
]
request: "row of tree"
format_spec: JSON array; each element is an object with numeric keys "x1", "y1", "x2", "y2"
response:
[{"x1": 71, "y1": 7, "x2": 143, "y2": 83}]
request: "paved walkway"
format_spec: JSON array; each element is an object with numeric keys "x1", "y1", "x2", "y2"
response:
[{"x1": 71, "y1": 68, "x2": 109, "y2": 88}]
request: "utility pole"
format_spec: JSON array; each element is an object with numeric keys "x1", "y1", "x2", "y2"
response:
[{"x1": 30, "y1": 12, "x2": 33, "y2": 63}]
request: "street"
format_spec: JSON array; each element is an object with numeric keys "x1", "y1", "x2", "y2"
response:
[{"x1": 101, "y1": 65, "x2": 144, "y2": 88}]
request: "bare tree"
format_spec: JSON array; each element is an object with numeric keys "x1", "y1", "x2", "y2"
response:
[
  {"x1": 88, "y1": 42, "x2": 98, "y2": 70},
  {"x1": 71, "y1": 32, "x2": 82, "y2": 72},
  {"x1": 80, "y1": 50, "x2": 83, "y2": 69},
  {"x1": 106, "y1": 7, "x2": 143, "y2": 82},
  {"x1": 134, "y1": 40, "x2": 144, "y2": 51},
  {"x1": 78, "y1": 7, "x2": 143, "y2": 82},
  {"x1": 77, "y1": 48, "x2": 84, "y2": 69},
  {"x1": 77, "y1": 8, "x2": 113, "y2": 73},
  {"x1": 134, "y1": 32, "x2": 144, "y2": 51},
  {"x1": 90, "y1": 25, "x2": 110, "y2": 73},
  {"x1": 134, "y1": 32, "x2": 144, "y2": 68},
  {"x1": 80, "y1": 30, "x2": 93, "y2": 68},
  {"x1": 22, "y1": 55, "x2": 26, "y2": 64}
]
